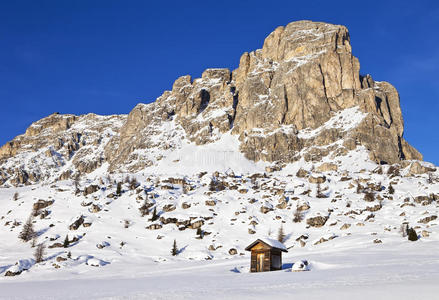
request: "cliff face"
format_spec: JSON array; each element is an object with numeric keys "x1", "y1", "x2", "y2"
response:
[{"x1": 0, "y1": 20, "x2": 423, "y2": 185}]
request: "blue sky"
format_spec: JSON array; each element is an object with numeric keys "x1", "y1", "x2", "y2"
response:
[{"x1": 1, "y1": 0, "x2": 438, "y2": 164}]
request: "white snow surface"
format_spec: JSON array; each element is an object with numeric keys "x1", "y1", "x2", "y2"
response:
[
  {"x1": 1, "y1": 242, "x2": 439, "y2": 299},
  {"x1": 257, "y1": 237, "x2": 287, "y2": 251},
  {"x1": 0, "y1": 107, "x2": 438, "y2": 299}
]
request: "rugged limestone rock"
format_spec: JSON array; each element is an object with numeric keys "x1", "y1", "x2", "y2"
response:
[
  {"x1": 306, "y1": 215, "x2": 329, "y2": 227},
  {"x1": 33, "y1": 200, "x2": 54, "y2": 212},
  {"x1": 0, "y1": 113, "x2": 125, "y2": 186},
  {"x1": 0, "y1": 20, "x2": 423, "y2": 184},
  {"x1": 309, "y1": 175, "x2": 326, "y2": 184},
  {"x1": 162, "y1": 204, "x2": 176, "y2": 212},
  {"x1": 317, "y1": 162, "x2": 338, "y2": 172},
  {"x1": 418, "y1": 215, "x2": 437, "y2": 224},
  {"x1": 69, "y1": 216, "x2": 84, "y2": 230},
  {"x1": 83, "y1": 185, "x2": 100, "y2": 196},
  {"x1": 407, "y1": 162, "x2": 436, "y2": 176}
]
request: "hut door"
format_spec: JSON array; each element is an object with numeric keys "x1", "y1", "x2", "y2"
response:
[{"x1": 256, "y1": 253, "x2": 264, "y2": 272}]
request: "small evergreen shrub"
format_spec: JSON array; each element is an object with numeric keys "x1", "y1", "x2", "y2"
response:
[
  {"x1": 407, "y1": 227, "x2": 418, "y2": 241},
  {"x1": 171, "y1": 239, "x2": 178, "y2": 256}
]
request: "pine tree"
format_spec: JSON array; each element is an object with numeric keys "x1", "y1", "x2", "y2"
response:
[
  {"x1": 388, "y1": 184, "x2": 395, "y2": 194},
  {"x1": 150, "y1": 207, "x2": 159, "y2": 222},
  {"x1": 129, "y1": 177, "x2": 138, "y2": 190},
  {"x1": 316, "y1": 183, "x2": 325, "y2": 198},
  {"x1": 407, "y1": 227, "x2": 418, "y2": 241},
  {"x1": 209, "y1": 178, "x2": 217, "y2": 191},
  {"x1": 277, "y1": 224, "x2": 285, "y2": 243},
  {"x1": 196, "y1": 227, "x2": 203, "y2": 239},
  {"x1": 171, "y1": 239, "x2": 178, "y2": 256},
  {"x1": 116, "y1": 182, "x2": 122, "y2": 196},
  {"x1": 139, "y1": 200, "x2": 149, "y2": 217},
  {"x1": 67, "y1": 251, "x2": 72, "y2": 259},
  {"x1": 34, "y1": 243, "x2": 45, "y2": 263},
  {"x1": 356, "y1": 183, "x2": 362, "y2": 194},
  {"x1": 13, "y1": 192, "x2": 19, "y2": 201},
  {"x1": 293, "y1": 208, "x2": 303, "y2": 223},
  {"x1": 63, "y1": 235, "x2": 69, "y2": 248},
  {"x1": 19, "y1": 215, "x2": 35, "y2": 242}
]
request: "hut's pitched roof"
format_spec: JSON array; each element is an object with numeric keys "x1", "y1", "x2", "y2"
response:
[{"x1": 245, "y1": 237, "x2": 288, "y2": 252}]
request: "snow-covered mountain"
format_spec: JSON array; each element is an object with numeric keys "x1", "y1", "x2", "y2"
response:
[{"x1": 0, "y1": 21, "x2": 438, "y2": 296}]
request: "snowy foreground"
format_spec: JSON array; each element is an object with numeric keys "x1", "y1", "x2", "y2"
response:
[
  {"x1": 0, "y1": 107, "x2": 438, "y2": 299},
  {"x1": 1, "y1": 241, "x2": 439, "y2": 300}
]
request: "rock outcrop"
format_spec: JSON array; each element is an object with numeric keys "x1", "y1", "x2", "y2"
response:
[
  {"x1": 103, "y1": 20, "x2": 421, "y2": 172},
  {"x1": 0, "y1": 20, "x2": 423, "y2": 185}
]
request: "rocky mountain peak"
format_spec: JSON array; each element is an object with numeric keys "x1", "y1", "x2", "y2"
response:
[{"x1": 0, "y1": 20, "x2": 424, "y2": 185}]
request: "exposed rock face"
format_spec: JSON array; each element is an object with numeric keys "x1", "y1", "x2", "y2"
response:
[
  {"x1": 103, "y1": 20, "x2": 421, "y2": 171},
  {"x1": 0, "y1": 113, "x2": 125, "y2": 185},
  {"x1": 0, "y1": 20, "x2": 423, "y2": 185}
]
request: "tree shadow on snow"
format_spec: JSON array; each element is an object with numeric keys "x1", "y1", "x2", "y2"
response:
[
  {"x1": 36, "y1": 227, "x2": 50, "y2": 237},
  {"x1": 283, "y1": 233, "x2": 294, "y2": 243},
  {"x1": 230, "y1": 267, "x2": 241, "y2": 273},
  {"x1": 45, "y1": 251, "x2": 66, "y2": 262},
  {"x1": 0, "y1": 264, "x2": 13, "y2": 275},
  {"x1": 178, "y1": 245, "x2": 188, "y2": 255}
]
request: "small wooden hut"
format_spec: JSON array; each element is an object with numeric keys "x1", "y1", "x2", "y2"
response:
[{"x1": 245, "y1": 238, "x2": 287, "y2": 272}]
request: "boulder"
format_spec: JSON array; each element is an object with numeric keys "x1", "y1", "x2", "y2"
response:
[
  {"x1": 205, "y1": 200, "x2": 216, "y2": 206},
  {"x1": 306, "y1": 216, "x2": 329, "y2": 227},
  {"x1": 33, "y1": 199, "x2": 54, "y2": 211},
  {"x1": 69, "y1": 216, "x2": 84, "y2": 230},
  {"x1": 162, "y1": 204, "x2": 176, "y2": 212},
  {"x1": 181, "y1": 202, "x2": 191, "y2": 209},
  {"x1": 83, "y1": 185, "x2": 100, "y2": 196},
  {"x1": 228, "y1": 248, "x2": 238, "y2": 255},
  {"x1": 308, "y1": 175, "x2": 326, "y2": 184},
  {"x1": 418, "y1": 215, "x2": 437, "y2": 224},
  {"x1": 147, "y1": 223, "x2": 163, "y2": 230},
  {"x1": 340, "y1": 223, "x2": 351, "y2": 230},
  {"x1": 189, "y1": 219, "x2": 204, "y2": 229},
  {"x1": 316, "y1": 163, "x2": 338, "y2": 173},
  {"x1": 407, "y1": 162, "x2": 436, "y2": 176}
]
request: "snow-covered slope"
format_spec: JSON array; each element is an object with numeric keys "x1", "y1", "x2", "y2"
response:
[
  {"x1": 1, "y1": 142, "x2": 438, "y2": 277},
  {"x1": 0, "y1": 20, "x2": 438, "y2": 299}
]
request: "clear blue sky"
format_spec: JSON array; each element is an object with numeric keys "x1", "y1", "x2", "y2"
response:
[{"x1": 1, "y1": 0, "x2": 438, "y2": 164}]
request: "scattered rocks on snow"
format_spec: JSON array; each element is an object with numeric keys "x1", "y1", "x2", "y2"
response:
[
  {"x1": 316, "y1": 163, "x2": 338, "y2": 173},
  {"x1": 306, "y1": 216, "x2": 329, "y2": 227},
  {"x1": 308, "y1": 175, "x2": 326, "y2": 184},
  {"x1": 33, "y1": 199, "x2": 54, "y2": 211},
  {"x1": 83, "y1": 185, "x2": 100, "y2": 196},
  {"x1": 229, "y1": 248, "x2": 238, "y2": 255},
  {"x1": 205, "y1": 200, "x2": 216, "y2": 206},
  {"x1": 418, "y1": 215, "x2": 437, "y2": 224}
]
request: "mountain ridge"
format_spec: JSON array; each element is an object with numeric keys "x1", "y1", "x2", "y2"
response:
[{"x1": 0, "y1": 20, "x2": 424, "y2": 186}]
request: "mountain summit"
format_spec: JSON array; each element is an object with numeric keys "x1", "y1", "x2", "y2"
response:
[{"x1": 0, "y1": 20, "x2": 423, "y2": 184}]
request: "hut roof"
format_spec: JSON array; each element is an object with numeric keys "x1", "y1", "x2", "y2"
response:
[{"x1": 245, "y1": 237, "x2": 288, "y2": 252}]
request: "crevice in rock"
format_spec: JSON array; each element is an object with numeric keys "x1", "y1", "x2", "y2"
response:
[
  {"x1": 166, "y1": 110, "x2": 175, "y2": 120},
  {"x1": 383, "y1": 94, "x2": 394, "y2": 127},
  {"x1": 281, "y1": 85, "x2": 289, "y2": 124},
  {"x1": 374, "y1": 96, "x2": 390, "y2": 129},
  {"x1": 318, "y1": 64, "x2": 330, "y2": 110},
  {"x1": 198, "y1": 89, "x2": 210, "y2": 114},
  {"x1": 228, "y1": 87, "x2": 239, "y2": 129},
  {"x1": 397, "y1": 135, "x2": 406, "y2": 160}
]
